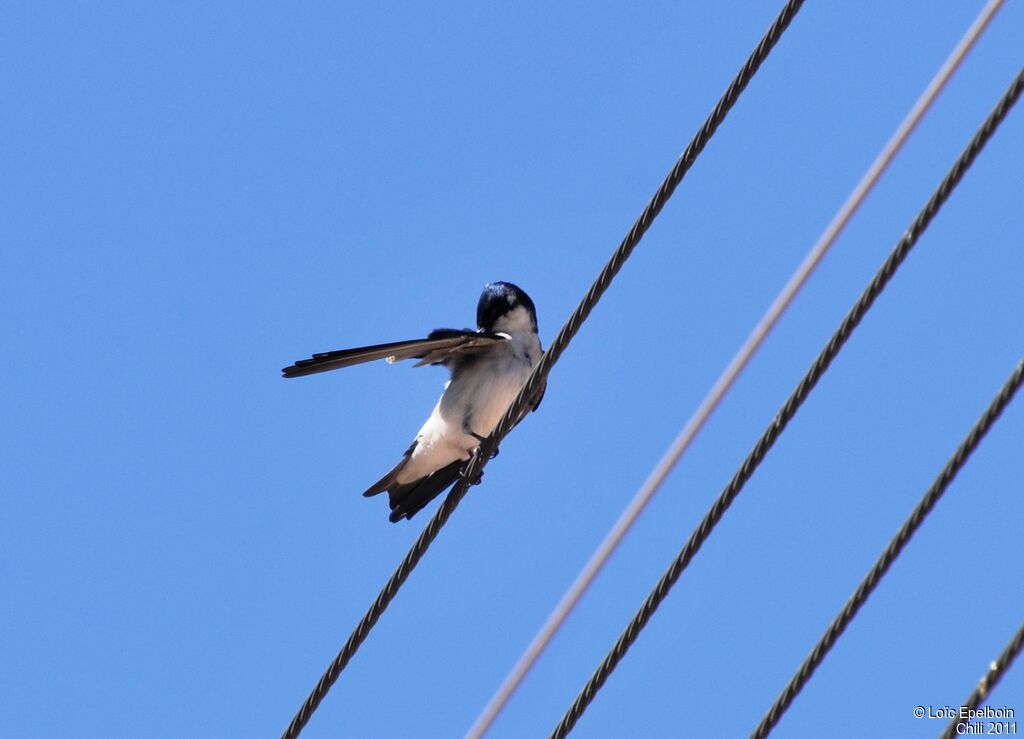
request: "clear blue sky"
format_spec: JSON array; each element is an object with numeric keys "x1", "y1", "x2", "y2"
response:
[{"x1": 3, "y1": 2, "x2": 1022, "y2": 737}]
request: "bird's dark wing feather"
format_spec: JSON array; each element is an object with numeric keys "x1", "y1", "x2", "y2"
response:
[
  {"x1": 531, "y1": 382, "x2": 546, "y2": 413},
  {"x1": 382, "y1": 459, "x2": 464, "y2": 522},
  {"x1": 361, "y1": 439, "x2": 466, "y2": 522},
  {"x1": 281, "y1": 328, "x2": 506, "y2": 378}
]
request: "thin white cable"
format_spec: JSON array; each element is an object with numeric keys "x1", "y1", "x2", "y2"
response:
[{"x1": 465, "y1": 1, "x2": 1005, "y2": 736}]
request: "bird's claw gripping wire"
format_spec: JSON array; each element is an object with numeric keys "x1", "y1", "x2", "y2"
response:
[
  {"x1": 469, "y1": 432, "x2": 500, "y2": 459},
  {"x1": 462, "y1": 453, "x2": 485, "y2": 486},
  {"x1": 462, "y1": 434, "x2": 500, "y2": 486},
  {"x1": 462, "y1": 465, "x2": 484, "y2": 486}
]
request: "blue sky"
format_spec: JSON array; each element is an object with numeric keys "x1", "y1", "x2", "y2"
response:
[{"x1": 3, "y1": 2, "x2": 1022, "y2": 737}]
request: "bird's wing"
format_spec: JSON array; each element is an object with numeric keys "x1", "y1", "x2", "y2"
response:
[{"x1": 281, "y1": 328, "x2": 506, "y2": 378}]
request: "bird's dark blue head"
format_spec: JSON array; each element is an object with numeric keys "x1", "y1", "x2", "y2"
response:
[{"x1": 476, "y1": 282, "x2": 538, "y2": 334}]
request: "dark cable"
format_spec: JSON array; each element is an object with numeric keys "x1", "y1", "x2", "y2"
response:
[
  {"x1": 752, "y1": 360, "x2": 1024, "y2": 738},
  {"x1": 551, "y1": 66, "x2": 1024, "y2": 739},
  {"x1": 280, "y1": 1, "x2": 808, "y2": 736},
  {"x1": 939, "y1": 621, "x2": 1024, "y2": 739}
]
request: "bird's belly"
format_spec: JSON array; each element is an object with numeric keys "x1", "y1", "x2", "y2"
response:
[
  {"x1": 462, "y1": 364, "x2": 532, "y2": 438},
  {"x1": 396, "y1": 404, "x2": 470, "y2": 484},
  {"x1": 399, "y1": 335, "x2": 539, "y2": 484}
]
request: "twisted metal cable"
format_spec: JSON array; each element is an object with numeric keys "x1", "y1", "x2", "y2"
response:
[
  {"x1": 752, "y1": 360, "x2": 1024, "y2": 739},
  {"x1": 474, "y1": 0, "x2": 806, "y2": 470},
  {"x1": 551, "y1": 64, "x2": 1024, "y2": 739},
  {"x1": 940, "y1": 621, "x2": 1024, "y2": 739},
  {"x1": 280, "y1": 1, "x2": 807, "y2": 736}
]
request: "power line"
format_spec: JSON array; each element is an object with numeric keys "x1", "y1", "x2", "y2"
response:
[
  {"x1": 549, "y1": 59, "x2": 1024, "y2": 739},
  {"x1": 464, "y1": 3, "x2": 1011, "y2": 736},
  {"x1": 469, "y1": 2, "x2": 816, "y2": 735},
  {"x1": 279, "y1": 0, "x2": 807, "y2": 735},
  {"x1": 940, "y1": 621, "x2": 1024, "y2": 739},
  {"x1": 752, "y1": 360, "x2": 1024, "y2": 738}
]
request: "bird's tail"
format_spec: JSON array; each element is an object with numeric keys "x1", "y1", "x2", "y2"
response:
[
  {"x1": 363, "y1": 457, "x2": 407, "y2": 499},
  {"x1": 363, "y1": 456, "x2": 465, "y2": 523}
]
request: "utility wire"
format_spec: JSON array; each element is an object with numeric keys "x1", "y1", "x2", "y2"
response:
[
  {"x1": 470, "y1": 2, "x2": 815, "y2": 735},
  {"x1": 279, "y1": 0, "x2": 806, "y2": 735},
  {"x1": 549, "y1": 56, "x2": 1023, "y2": 739},
  {"x1": 752, "y1": 360, "x2": 1024, "y2": 739},
  {"x1": 474, "y1": 3, "x2": 1011, "y2": 737},
  {"x1": 940, "y1": 621, "x2": 1024, "y2": 739}
]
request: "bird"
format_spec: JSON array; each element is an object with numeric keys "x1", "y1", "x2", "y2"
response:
[{"x1": 282, "y1": 281, "x2": 544, "y2": 522}]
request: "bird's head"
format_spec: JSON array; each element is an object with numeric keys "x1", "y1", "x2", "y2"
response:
[{"x1": 477, "y1": 281, "x2": 538, "y2": 334}]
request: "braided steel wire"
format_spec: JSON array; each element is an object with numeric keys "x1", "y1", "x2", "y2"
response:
[
  {"x1": 473, "y1": 0, "x2": 806, "y2": 465},
  {"x1": 939, "y1": 621, "x2": 1024, "y2": 739},
  {"x1": 280, "y1": 2, "x2": 807, "y2": 736},
  {"x1": 551, "y1": 66, "x2": 1024, "y2": 739},
  {"x1": 752, "y1": 361, "x2": 1024, "y2": 738}
]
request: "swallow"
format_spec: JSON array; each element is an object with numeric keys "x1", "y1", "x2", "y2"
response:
[{"x1": 283, "y1": 281, "x2": 544, "y2": 522}]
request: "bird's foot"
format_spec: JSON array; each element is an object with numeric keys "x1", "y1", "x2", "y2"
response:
[
  {"x1": 462, "y1": 456, "x2": 485, "y2": 486},
  {"x1": 469, "y1": 432, "x2": 500, "y2": 459}
]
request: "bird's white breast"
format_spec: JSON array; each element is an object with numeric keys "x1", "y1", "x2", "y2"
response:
[{"x1": 395, "y1": 328, "x2": 541, "y2": 484}]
